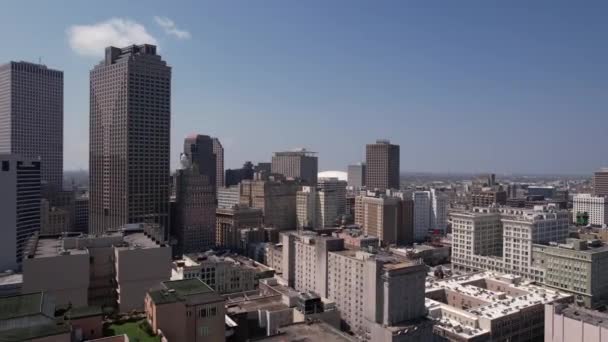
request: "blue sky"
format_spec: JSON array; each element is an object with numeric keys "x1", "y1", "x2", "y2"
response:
[{"x1": 0, "y1": 1, "x2": 606, "y2": 175}]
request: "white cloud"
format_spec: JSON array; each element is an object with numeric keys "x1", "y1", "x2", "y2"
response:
[
  {"x1": 67, "y1": 18, "x2": 158, "y2": 57},
  {"x1": 154, "y1": 16, "x2": 191, "y2": 40}
]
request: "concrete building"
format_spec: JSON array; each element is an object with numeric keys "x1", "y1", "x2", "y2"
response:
[
  {"x1": 145, "y1": 278, "x2": 226, "y2": 342},
  {"x1": 532, "y1": 239, "x2": 608, "y2": 308},
  {"x1": 74, "y1": 193, "x2": 89, "y2": 233},
  {"x1": 296, "y1": 186, "x2": 316, "y2": 229},
  {"x1": 297, "y1": 183, "x2": 342, "y2": 229},
  {"x1": 412, "y1": 191, "x2": 432, "y2": 242},
  {"x1": 225, "y1": 161, "x2": 254, "y2": 186},
  {"x1": 22, "y1": 226, "x2": 171, "y2": 312},
  {"x1": 171, "y1": 253, "x2": 274, "y2": 294},
  {"x1": 271, "y1": 149, "x2": 318, "y2": 185},
  {"x1": 89, "y1": 45, "x2": 171, "y2": 238},
  {"x1": 240, "y1": 175, "x2": 299, "y2": 230},
  {"x1": 430, "y1": 188, "x2": 449, "y2": 233},
  {"x1": 40, "y1": 201, "x2": 71, "y2": 235},
  {"x1": 216, "y1": 206, "x2": 264, "y2": 250},
  {"x1": 471, "y1": 188, "x2": 508, "y2": 207},
  {"x1": 0, "y1": 61, "x2": 63, "y2": 193},
  {"x1": 174, "y1": 166, "x2": 216, "y2": 255},
  {"x1": 0, "y1": 154, "x2": 41, "y2": 269},
  {"x1": 333, "y1": 228, "x2": 380, "y2": 249},
  {"x1": 426, "y1": 272, "x2": 571, "y2": 342},
  {"x1": 593, "y1": 168, "x2": 608, "y2": 197},
  {"x1": 347, "y1": 163, "x2": 366, "y2": 189},
  {"x1": 183, "y1": 134, "x2": 216, "y2": 187},
  {"x1": 451, "y1": 205, "x2": 570, "y2": 281},
  {"x1": 356, "y1": 196, "x2": 413, "y2": 246},
  {"x1": 365, "y1": 140, "x2": 400, "y2": 191},
  {"x1": 212, "y1": 137, "x2": 224, "y2": 188},
  {"x1": 573, "y1": 193, "x2": 608, "y2": 226},
  {"x1": 318, "y1": 177, "x2": 347, "y2": 217},
  {"x1": 545, "y1": 302, "x2": 608, "y2": 342},
  {"x1": 217, "y1": 185, "x2": 240, "y2": 209}
]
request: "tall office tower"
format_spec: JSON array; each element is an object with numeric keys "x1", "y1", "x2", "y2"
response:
[
  {"x1": 412, "y1": 191, "x2": 431, "y2": 241},
  {"x1": 174, "y1": 167, "x2": 216, "y2": 255},
  {"x1": 430, "y1": 188, "x2": 449, "y2": 233},
  {"x1": 271, "y1": 149, "x2": 318, "y2": 185},
  {"x1": 239, "y1": 175, "x2": 299, "y2": 230},
  {"x1": 347, "y1": 162, "x2": 366, "y2": 188},
  {"x1": 0, "y1": 154, "x2": 40, "y2": 269},
  {"x1": 216, "y1": 206, "x2": 264, "y2": 250},
  {"x1": 318, "y1": 177, "x2": 347, "y2": 216},
  {"x1": 594, "y1": 168, "x2": 608, "y2": 197},
  {"x1": 183, "y1": 134, "x2": 216, "y2": 186},
  {"x1": 225, "y1": 161, "x2": 254, "y2": 186},
  {"x1": 89, "y1": 45, "x2": 171, "y2": 238},
  {"x1": 212, "y1": 137, "x2": 224, "y2": 188},
  {"x1": 296, "y1": 186, "x2": 316, "y2": 229},
  {"x1": 356, "y1": 196, "x2": 413, "y2": 246},
  {"x1": 365, "y1": 140, "x2": 400, "y2": 191},
  {"x1": 0, "y1": 61, "x2": 63, "y2": 193}
]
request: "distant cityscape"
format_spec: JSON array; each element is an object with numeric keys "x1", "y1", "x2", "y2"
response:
[{"x1": 0, "y1": 45, "x2": 607, "y2": 342}]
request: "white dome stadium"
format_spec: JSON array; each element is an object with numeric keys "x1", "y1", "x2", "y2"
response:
[{"x1": 318, "y1": 170, "x2": 347, "y2": 181}]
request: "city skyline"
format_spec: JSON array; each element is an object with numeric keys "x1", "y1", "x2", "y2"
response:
[{"x1": 1, "y1": 1, "x2": 608, "y2": 175}]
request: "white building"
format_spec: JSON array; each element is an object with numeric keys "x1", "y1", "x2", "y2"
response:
[
  {"x1": 430, "y1": 188, "x2": 449, "y2": 233},
  {"x1": 412, "y1": 191, "x2": 431, "y2": 241},
  {"x1": 451, "y1": 205, "x2": 569, "y2": 281},
  {"x1": 573, "y1": 193, "x2": 608, "y2": 226},
  {"x1": 217, "y1": 185, "x2": 240, "y2": 209},
  {"x1": 296, "y1": 187, "x2": 316, "y2": 229},
  {"x1": 296, "y1": 184, "x2": 341, "y2": 229}
]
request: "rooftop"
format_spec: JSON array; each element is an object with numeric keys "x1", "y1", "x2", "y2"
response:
[
  {"x1": 149, "y1": 279, "x2": 220, "y2": 305},
  {"x1": 255, "y1": 321, "x2": 356, "y2": 342},
  {"x1": 558, "y1": 304, "x2": 608, "y2": 329},
  {"x1": 0, "y1": 292, "x2": 50, "y2": 321},
  {"x1": 0, "y1": 323, "x2": 70, "y2": 341}
]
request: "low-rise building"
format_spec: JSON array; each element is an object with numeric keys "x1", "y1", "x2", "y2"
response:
[
  {"x1": 333, "y1": 227, "x2": 380, "y2": 250},
  {"x1": 145, "y1": 278, "x2": 226, "y2": 342},
  {"x1": 545, "y1": 302, "x2": 608, "y2": 342},
  {"x1": 426, "y1": 272, "x2": 572, "y2": 341}
]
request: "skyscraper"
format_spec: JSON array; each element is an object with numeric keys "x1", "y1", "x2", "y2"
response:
[
  {"x1": 412, "y1": 191, "x2": 431, "y2": 241},
  {"x1": 89, "y1": 45, "x2": 171, "y2": 238},
  {"x1": 594, "y1": 168, "x2": 608, "y2": 197},
  {"x1": 347, "y1": 162, "x2": 366, "y2": 188},
  {"x1": 0, "y1": 61, "x2": 63, "y2": 193},
  {"x1": 212, "y1": 137, "x2": 224, "y2": 188},
  {"x1": 271, "y1": 149, "x2": 318, "y2": 184},
  {"x1": 430, "y1": 188, "x2": 449, "y2": 233},
  {"x1": 0, "y1": 154, "x2": 41, "y2": 268},
  {"x1": 183, "y1": 134, "x2": 216, "y2": 187},
  {"x1": 365, "y1": 140, "x2": 399, "y2": 191}
]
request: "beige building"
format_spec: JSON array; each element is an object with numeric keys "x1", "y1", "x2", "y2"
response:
[
  {"x1": 22, "y1": 226, "x2": 171, "y2": 312},
  {"x1": 426, "y1": 272, "x2": 572, "y2": 341},
  {"x1": 271, "y1": 149, "x2": 318, "y2": 185},
  {"x1": 240, "y1": 175, "x2": 299, "y2": 229},
  {"x1": 40, "y1": 201, "x2": 72, "y2": 235},
  {"x1": 296, "y1": 185, "x2": 341, "y2": 229},
  {"x1": 355, "y1": 196, "x2": 414, "y2": 246},
  {"x1": 545, "y1": 302, "x2": 608, "y2": 342},
  {"x1": 216, "y1": 205, "x2": 264, "y2": 250},
  {"x1": 365, "y1": 140, "x2": 400, "y2": 191},
  {"x1": 146, "y1": 278, "x2": 226, "y2": 342}
]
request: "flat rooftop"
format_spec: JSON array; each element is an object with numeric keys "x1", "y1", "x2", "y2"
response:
[
  {"x1": 256, "y1": 321, "x2": 356, "y2": 342},
  {"x1": 149, "y1": 279, "x2": 219, "y2": 305},
  {"x1": 120, "y1": 232, "x2": 163, "y2": 249},
  {"x1": 0, "y1": 292, "x2": 49, "y2": 320},
  {"x1": 559, "y1": 305, "x2": 608, "y2": 328}
]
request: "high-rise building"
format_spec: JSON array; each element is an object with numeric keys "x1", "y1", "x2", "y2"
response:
[
  {"x1": 356, "y1": 196, "x2": 413, "y2": 246},
  {"x1": 318, "y1": 177, "x2": 347, "y2": 217},
  {"x1": 296, "y1": 186, "x2": 316, "y2": 229},
  {"x1": 225, "y1": 161, "x2": 254, "y2": 186},
  {"x1": 594, "y1": 168, "x2": 608, "y2": 197},
  {"x1": 0, "y1": 61, "x2": 63, "y2": 193},
  {"x1": 174, "y1": 167, "x2": 216, "y2": 255},
  {"x1": 412, "y1": 191, "x2": 431, "y2": 241},
  {"x1": 239, "y1": 175, "x2": 299, "y2": 230},
  {"x1": 365, "y1": 140, "x2": 399, "y2": 191},
  {"x1": 89, "y1": 45, "x2": 171, "y2": 238},
  {"x1": 212, "y1": 137, "x2": 224, "y2": 188},
  {"x1": 347, "y1": 163, "x2": 366, "y2": 188},
  {"x1": 183, "y1": 134, "x2": 216, "y2": 187},
  {"x1": 430, "y1": 188, "x2": 449, "y2": 233},
  {"x1": 216, "y1": 206, "x2": 264, "y2": 250},
  {"x1": 217, "y1": 185, "x2": 240, "y2": 209},
  {"x1": 573, "y1": 194, "x2": 608, "y2": 226},
  {"x1": 0, "y1": 154, "x2": 40, "y2": 269},
  {"x1": 271, "y1": 149, "x2": 318, "y2": 185}
]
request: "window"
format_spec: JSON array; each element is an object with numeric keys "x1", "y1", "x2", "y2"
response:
[{"x1": 1, "y1": 161, "x2": 8, "y2": 171}]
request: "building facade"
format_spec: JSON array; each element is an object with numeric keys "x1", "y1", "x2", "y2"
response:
[
  {"x1": 240, "y1": 175, "x2": 299, "y2": 230},
  {"x1": 89, "y1": 45, "x2": 171, "y2": 238},
  {"x1": 217, "y1": 185, "x2": 240, "y2": 209},
  {"x1": 430, "y1": 188, "x2": 449, "y2": 233},
  {"x1": 594, "y1": 168, "x2": 608, "y2": 197},
  {"x1": 0, "y1": 154, "x2": 40, "y2": 269},
  {"x1": 0, "y1": 61, "x2": 63, "y2": 193},
  {"x1": 573, "y1": 194, "x2": 608, "y2": 226},
  {"x1": 365, "y1": 140, "x2": 399, "y2": 191},
  {"x1": 212, "y1": 137, "x2": 224, "y2": 188},
  {"x1": 216, "y1": 206, "x2": 264, "y2": 250},
  {"x1": 347, "y1": 163, "x2": 366, "y2": 189},
  {"x1": 412, "y1": 191, "x2": 431, "y2": 241},
  {"x1": 271, "y1": 149, "x2": 318, "y2": 185}
]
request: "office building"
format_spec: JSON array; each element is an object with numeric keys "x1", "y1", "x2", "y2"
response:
[
  {"x1": 297, "y1": 182, "x2": 343, "y2": 229},
  {"x1": 0, "y1": 154, "x2": 41, "y2": 269},
  {"x1": 527, "y1": 185, "x2": 556, "y2": 199},
  {"x1": 0, "y1": 61, "x2": 63, "y2": 193},
  {"x1": 271, "y1": 149, "x2": 318, "y2": 184},
  {"x1": 174, "y1": 166, "x2": 216, "y2": 255},
  {"x1": 254, "y1": 162, "x2": 271, "y2": 174},
  {"x1": 532, "y1": 239, "x2": 608, "y2": 308},
  {"x1": 217, "y1": 185, "x2": 240, "y2": 209},
  {"x1": 471, "y1": 187, "x2": 508, "y2": 207},
  {"x1": 430, "y1": 188, "x2": 448, "y2": 233},
  {"x1": 333, "y1": 228, "x2": 380, "y2": 249},
  {"x1": 240, "y1": 175, "x2": 299, "y2": 230},
  {"x1": 573, "y1": 194, "x2": 608, "y2": 226},
  {"x1": 212, "y1": 137, "x2": 224, "y2": 188},
  {"x1": 145, "y1": 279, "x2": 226, "y2": 342},
  {"x1": 22, "y1": 226, "x2": 171, "y2": 312},
  {"x1": 426, "y1": 272, "x2": 571, "y2": 342},
  {"x1": 183, "y1": 134, "x2": 216, "y2": 186},
  {"x1": 347, "y1": 163, "x2": 366, "y2": 188},
  {"x1": 356, "y1": 196, "x2": 413, "y2": 245},
  {"x1": 318, "y1": 177, "x2": 347, "y2": 217},
  {"x1": 412, "y1": 191, "x2": 431, "y2": 241},
  {"x1": 216, "y1": 206, "x2": 264, "y2": 250},
  {"x1": 40, "y1": 200, "x2": 71, "y2": 235},
  {"x1": 545, "y1": 302, "x2": 608, "y2": 342},
  {"x1": 451, "y1": 205, "x2": 570, "y2": 281},
  {"x1": 89, "y1": 45, "x2": 171, "y2": 238},
  {"x1": 594, "y1": 168, "x2": 608, "y2": 197},
  {"x1": 225, "y1": 161, "x2": 254, "y2": 186},
  {"x1": 365, "y1": 140, "x2": 400, "y2": 191},
  {"x1": 74, "y1": 193, "x2": 89, "y2": 233},
  {"x1": 296, "y1": 186, "x2": 316, "y2": 229}
]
